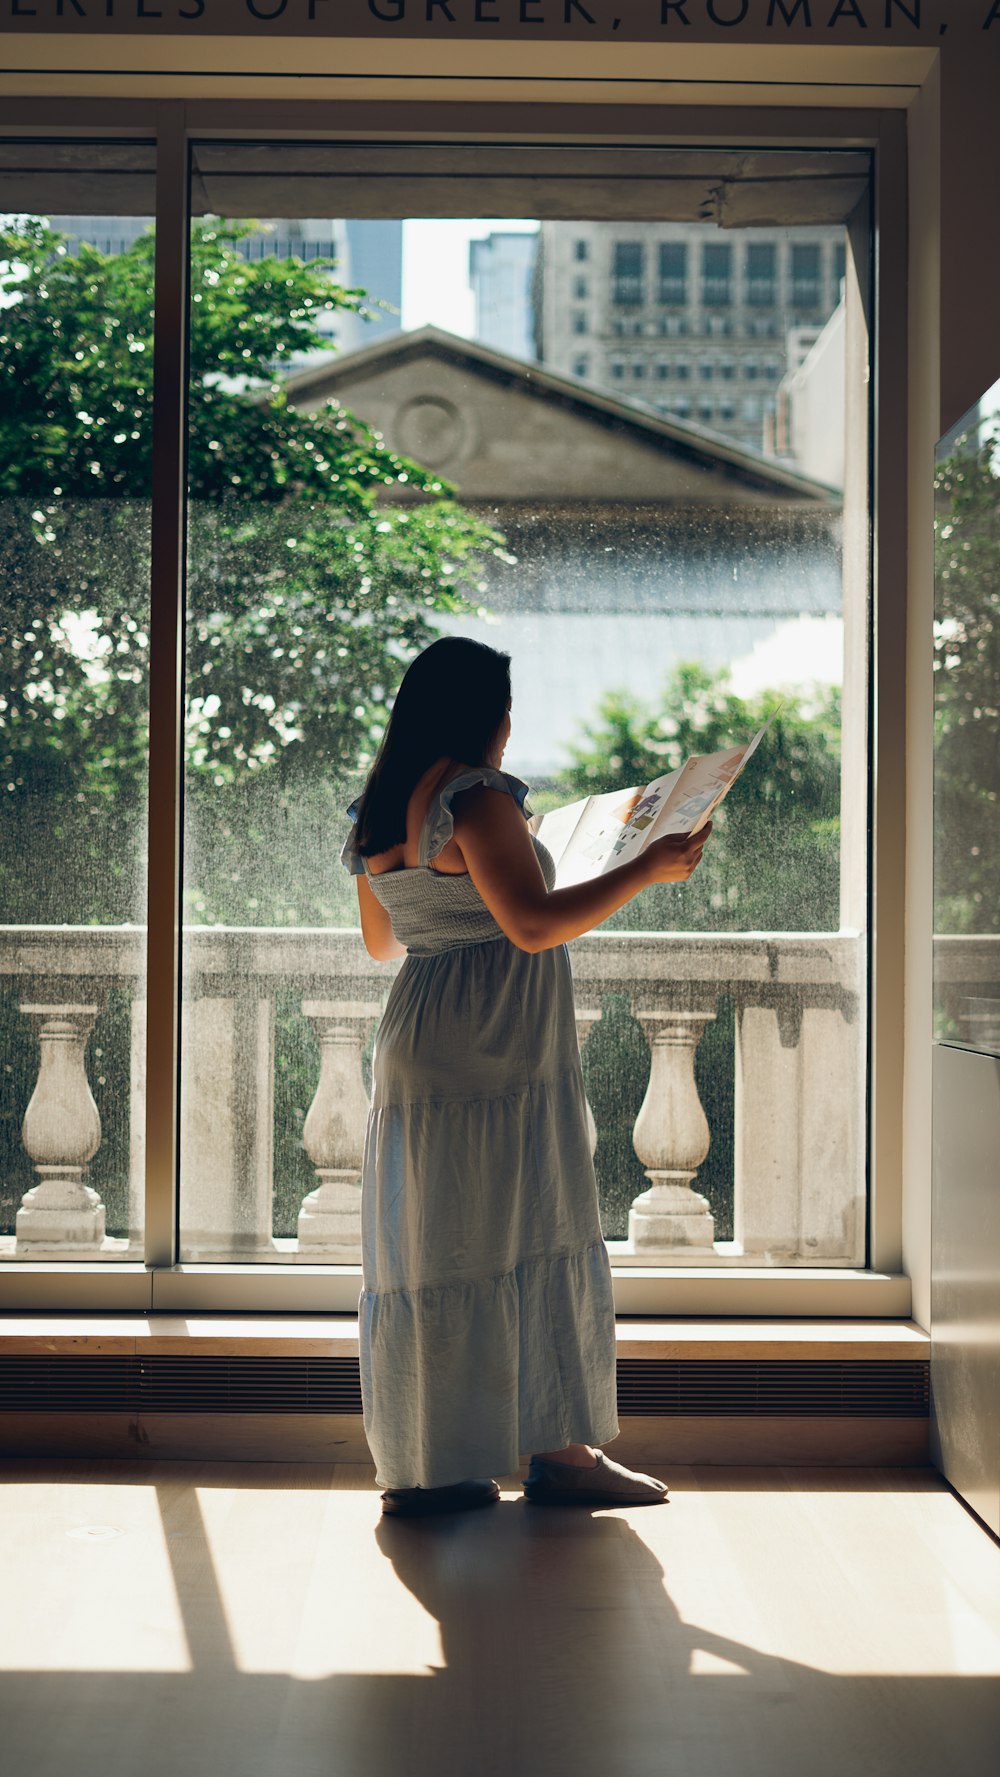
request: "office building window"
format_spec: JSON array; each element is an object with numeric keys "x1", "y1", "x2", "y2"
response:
[
  {"x1": 791, "y1": 242, "x2": 822, "y2": 309},
  {"x1": 746, "y1": 242, "x2": 776, "y2": 306},
  {"x1": 572, "y1": 310, "x2": 588, "y2": 335},
  {"x1": 702, "y1": 243, "x2": 732, "y2": 307},
  {"x1": 574, "y1": 238, "x2": 589, "y2": 261},
  {"x1": 746, "y1": 315, "x2": 780, "y2": 339},
  {"x1": 657, "y1": 242, "x2": 687, "y2": 305},
  {"x1": 612, "y1": 241, "x2": 644, "y2": 308}
]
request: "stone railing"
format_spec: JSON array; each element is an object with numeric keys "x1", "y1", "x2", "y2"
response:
[{"x1": 0, "y1": 924, "x2": 876, "y2": 1265}]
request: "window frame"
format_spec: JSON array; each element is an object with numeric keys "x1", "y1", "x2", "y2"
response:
[{"x1": 0, "y1": 95, "x2": 908, "y2": 1318}]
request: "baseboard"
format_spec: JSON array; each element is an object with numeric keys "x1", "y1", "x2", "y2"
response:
[{"x1": 0, "y1": 1410, "x2": 928, "y2": 1466}]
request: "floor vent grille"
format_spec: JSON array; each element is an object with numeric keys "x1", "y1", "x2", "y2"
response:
[
  {"x1": 615, "y1": 1359, "x2": 929, "y2": 1418},
  {"x1": 0, "y1": 1356, "x2": 929, "y2": 1419}
]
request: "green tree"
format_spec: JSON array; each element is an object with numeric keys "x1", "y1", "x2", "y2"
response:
[
  {"x1": 933, "y1": 424, "x2": 1000, "y2": 934},
  {"x1": 562, "y1": 661, "x2": 842, "y2": 934},
  {"x1": 0, "y1": 217, "x2": 503, "y2": 925}
]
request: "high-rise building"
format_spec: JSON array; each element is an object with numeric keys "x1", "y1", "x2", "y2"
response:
[
  {"x1": 45, "y1": 214, "x2": 403, "y2": 367},
  {"x1": 469, "y1": 230, "x2": 538, "y2": 361},
  {"x1": 534, "y1": 220, "x2": 845, "y2": 453},
  {"x1": 342, "y1": 219, "x2": 404, "y2": 353}
]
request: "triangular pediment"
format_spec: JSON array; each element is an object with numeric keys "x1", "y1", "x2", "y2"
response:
[{"x1": 284, "y1": 326, "x2": 836, "y2": 510}]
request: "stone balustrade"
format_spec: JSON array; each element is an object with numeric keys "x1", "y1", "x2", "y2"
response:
[{"x1": 0, "y1": 921, "x2": 905, "y2": 1266}]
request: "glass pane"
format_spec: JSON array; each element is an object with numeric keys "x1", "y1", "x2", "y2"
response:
[
  {"x1": 612, "y1": 240, "x2": 645, "y2": 308},
  {"x1": 180, "y1": 144, "x2": 867, "y2": 1267},
  {"x1": 746, "y1": 242, "x2": 776, "y2": 307},
  {"x1": 0, "y1": 143, "x2": 155, "y2": 1261},
  {"x1": 658, "y1": 242, "x2": 687, "y2": 306},
  {"x1": 701, "y1": 243, "x2": 732, "y2": 307},
  {"x1": 934, "y1": 374, "x2": 1000, "y2": 1057},
  {"x1": 791, "y1": 241, "x2": 823, "y2": 311}
]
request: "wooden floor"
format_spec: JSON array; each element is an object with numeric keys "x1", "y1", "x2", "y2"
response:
[{"x1": 1, "y1": 1460, "x2": 998, "y2": 1777}]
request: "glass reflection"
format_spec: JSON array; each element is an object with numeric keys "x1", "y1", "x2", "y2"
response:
[{"x1": 934, "y1": 374, "x2": 1000, "y2": 1057}]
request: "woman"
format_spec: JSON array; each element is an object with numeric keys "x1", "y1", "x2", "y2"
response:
[{"x1": 342, "y1": 637, "x2": 710, "y2": 1517}]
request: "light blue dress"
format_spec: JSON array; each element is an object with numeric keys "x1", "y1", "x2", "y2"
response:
[{"x1": 342, "y1": 767, "x2": 619, "y2": 1490}]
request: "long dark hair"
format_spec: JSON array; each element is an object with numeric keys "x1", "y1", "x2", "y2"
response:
[{"x1": 354, "y1": 636, "x2": 512, "y2": 856}]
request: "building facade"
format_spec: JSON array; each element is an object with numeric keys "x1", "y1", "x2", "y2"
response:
[
  {"x1": 468, "y1": 229, "x2": 539, "y2": 361},
  {"x1": 535, "y1": 220, "x2": 845, "y2": 454},
  {"x1": 284, "y1": 325, "x2": 842, "y2": 778}
]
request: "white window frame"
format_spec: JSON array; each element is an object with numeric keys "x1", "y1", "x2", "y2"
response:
[{"x1": 0, "y1": 93, "x2": 909, "y2": 1318}]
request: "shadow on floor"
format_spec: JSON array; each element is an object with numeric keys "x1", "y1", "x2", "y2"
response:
[{"x1": 0, "y1": 1461, "x2": 997, "y2": 1777}]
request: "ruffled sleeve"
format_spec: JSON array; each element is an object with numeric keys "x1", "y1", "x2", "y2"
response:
[
  {"x1": 419, "y1": 768, "x2": 531, "y2": 866},
  {"x1": 340, "y1": 797, "x2": 366, "y2": 876}
]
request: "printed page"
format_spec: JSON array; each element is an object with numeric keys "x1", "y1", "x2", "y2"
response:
[
  {"x1": 608, "y1": 721, "x2": 772, "y2": 864},
  {"x1": 536, "y1": 786, "x2": 642, "y2": 887},
  {"x1": 538, "y1": 719, "x2": 772, "y2": 888},
  {"x1": 650, "y1": 745, "x2": 747, "y2": 838},
  {"x1": 658, "y1": 719, "x2": 772, "y2": 838},
  {"x1": 529, "y1": 795, "x2": 593, "y2": 871}
]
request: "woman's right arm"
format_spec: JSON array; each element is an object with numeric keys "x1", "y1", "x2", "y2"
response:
[{"x1": 452, "y1": 784, "x2": 710, "y2": 953}]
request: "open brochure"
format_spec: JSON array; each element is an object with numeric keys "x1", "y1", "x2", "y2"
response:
[{"x1": 531, "y1": 718, "x2": 773, "y2": 890}]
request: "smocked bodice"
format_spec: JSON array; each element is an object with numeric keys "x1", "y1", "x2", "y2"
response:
[{"x1": 341, "y1": 768, "x2": 555, "y2": 955}]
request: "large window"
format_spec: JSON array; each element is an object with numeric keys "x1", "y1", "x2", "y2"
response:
[
  {"x1": 0, "y1": 144, "x2": 155, "y2": 1264},
  {"x1": 167, "y1": 142, "x2": 869, "y2": 1272},
  {"x1": 0, "y1": 133, "x2": 879, "y2": 1305}
]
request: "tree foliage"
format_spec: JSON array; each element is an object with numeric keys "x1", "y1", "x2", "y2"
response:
[
  {"x1": 0, "y1": 218, "x2": 503, "y2": 923},
  {"x1": 933, "y1": 425, "x2": 1000, "y2": 934},
  {"x1": 561, "y1": 661, "x2": 842, "y2": 932}
]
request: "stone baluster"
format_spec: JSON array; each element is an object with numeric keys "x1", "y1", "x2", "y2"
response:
[
  {"x1": 575, "y1": 1009, "x2": 601, "y2": 1158},
  {"x1": 16, "y1": 1002, "x2": 107, "y2": 1251},
  {"x1": 628, "y1": 1001, "x2": 717, "y2": 1255},
  {"x1": 297, "y1": 999, "x2": 380, "y2": 1259}
]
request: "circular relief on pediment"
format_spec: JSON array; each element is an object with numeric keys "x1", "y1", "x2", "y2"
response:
[{"x1": 395, "y1": 395, "x2": 467, "y2": 470}]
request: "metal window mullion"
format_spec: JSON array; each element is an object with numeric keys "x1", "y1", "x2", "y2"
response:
[
  {"x1": 868, "y1": 114, "x2": 909, "y2": 1278},
  {"x1": 144, "y1": 105, "x2": 190, "y2": 1271}
]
